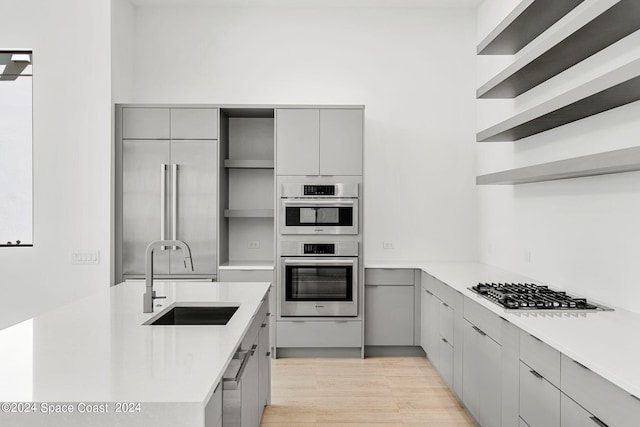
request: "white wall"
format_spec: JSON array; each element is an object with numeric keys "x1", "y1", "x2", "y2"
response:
[
  {"x1": 131, "y1": 4, "x2": 478, "y2": 262},
  {"x1": 0, "y1": 0, "x2": 113, "y2": 329},
  {"x1": 477, "y1": 0, "x2": 640, "y2": 313}
]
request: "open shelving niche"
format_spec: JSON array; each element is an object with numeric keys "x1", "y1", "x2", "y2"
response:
[
  {"x1": 218, "y1": 107, "x2": 275, "y2": 270},
  {"x1": 476, "y1": 0, "x2": 640, "y2": 186},
  {"x1": 478, "y1": 0, "x2": 640, "y2": 98}
]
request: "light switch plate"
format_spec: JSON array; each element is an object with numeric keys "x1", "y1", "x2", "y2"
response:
[{"x1": 72, "y1": 250, "x2": 100, "y2": 265}]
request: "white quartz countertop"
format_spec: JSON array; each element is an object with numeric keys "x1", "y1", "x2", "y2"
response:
[
  {"x1": 366, "y1": 260, "x2": 640, "y2": 399},
  {"x1": 0, "y1": 281, "x2": 271, "y2": 404}
]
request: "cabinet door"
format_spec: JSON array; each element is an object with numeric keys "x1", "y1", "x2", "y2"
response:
[
  {"x1": 319, "y1": 109, "x2": 363, "y2": 176},
  {"x1": 420, "y1": 287, "x2": 429, "y2": 353},
  {"x1": 438, "y1": 338, "x2": 454, "y2": 389},
  {"x1": 561, "y1": 393, "x2": 597, "y2": 427},
  {"x1": 478, "y1": 332, "x2": 502, "y2": 427},
  {"x1": 241, "y1": 341, "x2": 260, "y2": 427},
  {"x1": 519, "y1": 362, "x2": 560, "y2": 427},
  {"x1": 463, "y1": 319, "x2": 502, "y2": 427},
  {"x1": 170, "y1": 108, "x2": 218, "y2": 139},
  {"x1": 259, "y1": 314, "x2": 271, "y2": 409},
  {"x1": 122, "y1": 107, "x2": 170, "y2": 139},
  {"x1": 426, "y1": 290, "x2": 441, "y2": 366},
  {"x1": 365, "y1": 285, "x2": 414, "y2": 345},
  {"x1": 122, "y1": 139, "x2": 171, "y2": 275},
  {"x1": 169, "y1": 140, "x2": 217, "y2": 275},
  {"x1": 276, "y1": 109, "x2": 319, "y2": 175}
]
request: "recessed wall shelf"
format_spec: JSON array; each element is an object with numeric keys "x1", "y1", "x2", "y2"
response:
[
  {"x1": 478, "y1": 0, "x2": 640, "y2": 98},
  {"x1": 224, "y1": 209, "x2": 274, "y2": 218},
  {"x1": 224, "y1": 159, "x2": 274, "y2": 169},
  {"x1": 477, "y1": 0, "x2": 585, "y2": 55},
  {"x1": 476, "y1": 146, "x2": 640, "y2": 185},
  {"x1": 477, "y1": 58, "x2": 640, "y2": 142}
]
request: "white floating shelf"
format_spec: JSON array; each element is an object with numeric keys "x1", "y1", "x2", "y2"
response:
[
  {"x1": 224, "y1": 159, "x2": 274, "y2": 169},
  {"x1": 478, "y1": 0, "x2": 640, "y2": 98},
  {"x1": 477, "y1": 0, "x2": 584, "y2": 55},
  {"x1": 224, "y1": 209, "x2": 274, "y2": 218},
  {"x1": 477, "y1": 58, "x2": 640, "y2": 142},
  {"x1": 476, "y1": 146, "x2": 640, "y2": 185}
]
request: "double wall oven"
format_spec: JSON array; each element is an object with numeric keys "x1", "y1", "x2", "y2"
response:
[{"x1": 278, "y1": 181, "x2": 361, "y2": 318}]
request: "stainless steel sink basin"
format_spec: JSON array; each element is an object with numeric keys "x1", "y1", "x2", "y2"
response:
[{"x1": 149, "y1": 306, "x2": 239, "y2": 325}]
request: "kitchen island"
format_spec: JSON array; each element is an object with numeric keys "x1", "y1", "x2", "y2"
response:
[{"x1": 0, "y1": 281, "x2": 271, "y2": 427}]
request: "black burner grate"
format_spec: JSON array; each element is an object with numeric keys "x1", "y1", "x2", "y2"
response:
[{"x1": 470, "y1": 282, "x2": 603, "y2": 310}]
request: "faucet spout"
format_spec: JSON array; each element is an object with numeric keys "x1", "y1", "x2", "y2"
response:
[{"x1": 143, "y1": 239, "x2": 194, "y2": 313}]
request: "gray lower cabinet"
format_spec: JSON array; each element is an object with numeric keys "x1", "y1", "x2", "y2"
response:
[
  {"x1": 462, "y1": 300, "x2": 502, "y2": 427},
  {"x1": 519, "y1": 361, "x2": 560, "y2": 427},
  {"x1": 205, "y1": 382, "x2": 223, "y2": 427},
  {"x1": 561, "y1": 354, "x2": 640, "y2": 427},
  {"x1": 224, "y1": 294, "x2": 270, "y2": 427},
  {"x1": 365, "y1": 284, "x2": 414, "y2": 345},
  {"x1": 561, "y1": 393, "x2": 597, "y2": 427}
]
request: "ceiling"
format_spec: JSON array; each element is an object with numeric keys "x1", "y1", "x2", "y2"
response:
[{"x1": 129, "y1": 0, "x2": 481, "y2": 8}]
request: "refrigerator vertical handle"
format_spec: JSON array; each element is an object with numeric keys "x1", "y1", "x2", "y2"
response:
[
  {"x1": 160, "y1": 164, "x2": 167, "y2": 249},
  {"x1": 172, "y1": 164, "x2": 178, "y2": 249}
]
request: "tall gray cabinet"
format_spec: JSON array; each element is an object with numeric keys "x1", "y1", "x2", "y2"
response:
[{"x1": 115, "y1": 106, "x2": 219, "y2": 281}]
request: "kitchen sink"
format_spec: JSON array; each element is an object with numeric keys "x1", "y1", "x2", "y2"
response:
[{"x1": 148, "y1": 305, "x2": 239, "y2": 325}]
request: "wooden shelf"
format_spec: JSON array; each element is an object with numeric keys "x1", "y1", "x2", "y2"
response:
[
  {"x1": 224, "y1": 159, "x2": 274, "y2": 169},
  {"x1": 477, "y1": 0, "x2": 585, "y2": 55},
  {"x1": 477, "y1": 58, "x2": 640, "y2": 142},
  {"x1": 476, "y1": 146, "x2": 640, "y2": 185},
  {"x1": 224, "y1": 209, "x2": 274, "y2": 218},
  {"x1": 478, "y1": 0, "x2": 640, "y2": 98}
]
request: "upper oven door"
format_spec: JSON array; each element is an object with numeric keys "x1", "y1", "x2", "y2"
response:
[{"x1": 280, "y1": 199, "x2": 358, "y2": 234}]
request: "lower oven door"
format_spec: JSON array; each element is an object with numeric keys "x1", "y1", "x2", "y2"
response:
[{"x1": 281, "y1": 257, "x2": 358, "y2": 317}]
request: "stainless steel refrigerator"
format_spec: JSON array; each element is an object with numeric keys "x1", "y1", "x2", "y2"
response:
[{"x1": 115, "y1": 107, "x2": 218, "y2": 282}]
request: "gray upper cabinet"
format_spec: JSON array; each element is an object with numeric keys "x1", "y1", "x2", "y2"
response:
[
  {"x1": 276, "y1": 109, "x2": 320, "y2": 175},
  {"x1": 276, "y1": 108, "x2": 363, "y2": 176},
  {"x1": 122, "y1": 107, "x2": 219, "y2": 140},
  {"x1": 319, "y1": 109, "x2": 363, "y2": 176},
  {"x1": 122, "y1": 107, "x2": 170, "y2": 139},
  {"x1": 171, "y1": 108, "x2": 219, "y2": 139}
]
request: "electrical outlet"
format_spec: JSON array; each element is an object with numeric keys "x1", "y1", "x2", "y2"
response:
[
  {"x1": 248, "y1": 240, "x2": 260, "y2": 249},
  {"x1": 72, "y1": 250, "x2": 100, "y2": 265},
  {"x1": 487, "y1": 243, "x2": 493, "y2": 254},
  {"x1": 524, "y1": 250, "x2": 532, "y2": 263},
  {"x1": 383, "y1": 241, "x2": 395, "y2": 250}
]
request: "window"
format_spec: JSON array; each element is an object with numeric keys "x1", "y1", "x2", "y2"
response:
[{"x1": 0, "y1": 51, "x2": 32, "y2": 246}]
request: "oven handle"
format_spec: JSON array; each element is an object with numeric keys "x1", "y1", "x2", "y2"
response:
[
  {"x1": 283, "y1": 258, "x2": 357, "y2": 267},
  {"x1": 282, "y1": 200, "x2": 356, "y2": 207}
]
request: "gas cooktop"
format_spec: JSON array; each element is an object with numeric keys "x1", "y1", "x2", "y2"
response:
[{"x1": 470, "y1": 282, "x2": 612, "y2": 311}]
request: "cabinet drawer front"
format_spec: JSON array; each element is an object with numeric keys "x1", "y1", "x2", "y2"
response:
[
  {"x1": 561, "y1": 354, "x2": 640, "y2": 427},
  {"x1": 365, "y1": 268, "x2": 414, "y2": 285},
  {"x1": 123, "y1": 107, "x2": 170, "y2": 139},
  {"x1": 463, "y1": 297, "x2": 502, "y2": 344},
  {"x1": 520, "y1": 330, "x2": 560, "y2": 387},
  {"x1": 439, "y1": 301, "x2": 454, "y2": 343},
  {"x1": 218, "y1": 269, "x2": 273, "y2": 283},
  {"x1": 561, "y1": 393, "x2": 595, "y2": 427},
  {"x1": 519, "y1": 361, "x2": 560, "y2": 427},
  {"x1": 277, "y1": 320, "x2": 362, "y2": 348},
  {"x1": 170, "y1": 108, "x2": 219, "y2": 139}
]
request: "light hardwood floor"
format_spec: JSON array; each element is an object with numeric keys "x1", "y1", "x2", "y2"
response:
[{"x1": 260, "y1": 356, "x2": 475, "y2": 426}]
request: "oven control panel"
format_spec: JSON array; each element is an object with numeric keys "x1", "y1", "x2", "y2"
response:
[
  {"x1": 303, "y1": 243, "x2": 335, "y2": 254},
  {"x1": 304, "y1": 185, "x2": 335, "y2": 196}
]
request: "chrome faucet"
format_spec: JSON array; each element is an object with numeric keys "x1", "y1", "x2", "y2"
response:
[{"x1": 143, "y1": 240, "x2": 194, "y2": 313}]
